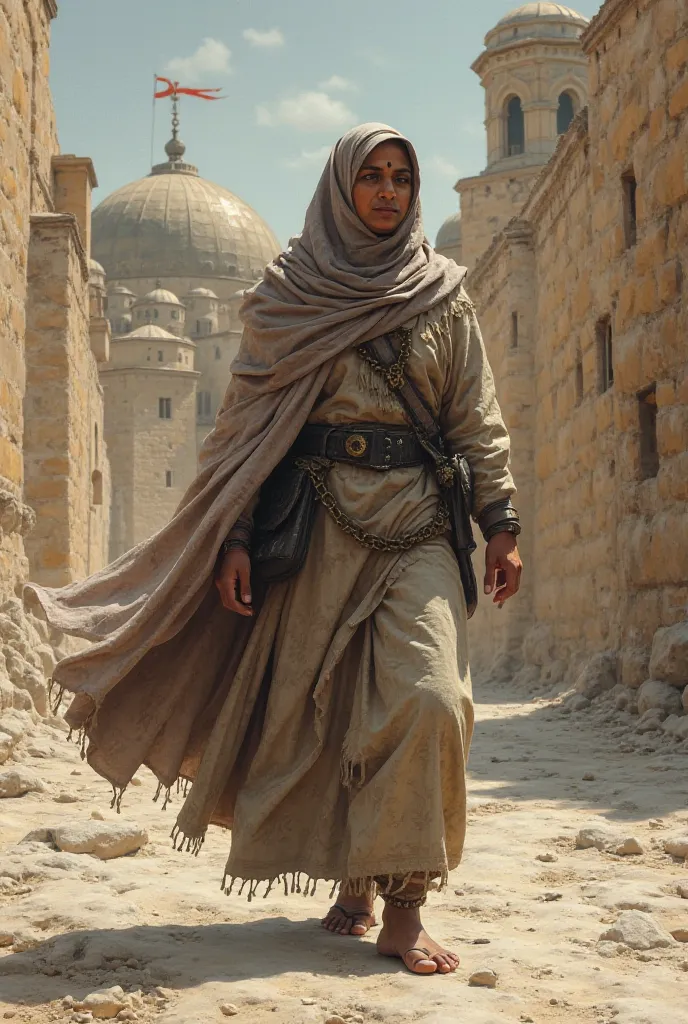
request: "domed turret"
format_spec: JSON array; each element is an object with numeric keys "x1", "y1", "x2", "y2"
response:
[{"x1": 435, "y1": 212, "x2": 463, "y2": 265}]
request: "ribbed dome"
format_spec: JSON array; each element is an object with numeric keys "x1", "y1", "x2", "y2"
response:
[
  {"x1": 435, "y1": 212, "x2": 462, "y2": 249},
  {"x1": 92, "y1": 166, "x2": 281, "y2": 284},
  {"x1": 136, "y1": 287, "x2": 181, "y2": 306},
  {"x1": 496, "y1": 2, "x2": 587, "y2": 25},
  {"x1": 187, "y1": 287, "x2": 218, "y2": 299},
  {"x1": 108, "y1": 284, "x2": 136, "y2": 296},
  {"x1": 119, "y1": 324, "x2": 180, "y2": 341}
]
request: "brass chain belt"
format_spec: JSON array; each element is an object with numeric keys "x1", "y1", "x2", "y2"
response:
[{"x1": 296, "y1": 456, "x2": 450, "y2": 554}]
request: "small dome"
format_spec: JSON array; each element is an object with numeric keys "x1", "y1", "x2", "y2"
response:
[
  {"x1": 89, "y1": 258, "x2": 105, "y2": 275},
  {"x1": 496, "y1": 3, "x2": 587, "y2": 25},
  {"x1": 108, "y1": 284, "x2": 136, "y2": 296},
  {"x1": 119, "y1": 324, "x2": 180, "y2": 341},
  {"x1": 435, "y1": 212, "x2": 462, "y2": 249},
  {"x1": 187, "y1": 287, "x2": 218, "y2": 299},
  {"x1": 135, "y1": 288, "x2": 182, "y2": 306},
  {"x1": 487, "y1": 3, "x2": 588, "y2": 48}
]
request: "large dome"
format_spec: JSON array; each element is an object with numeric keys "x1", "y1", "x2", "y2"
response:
[
  {"x1": 435, "y1": 212, "x2": 462, "y2": 250},
  {"x1": 92, "y1": 145, "x2": 281, "y2": 284}
]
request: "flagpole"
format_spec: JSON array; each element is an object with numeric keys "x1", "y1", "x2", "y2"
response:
[{"x1": 151, "y1": 73, "x2": 157, "y2": 168}]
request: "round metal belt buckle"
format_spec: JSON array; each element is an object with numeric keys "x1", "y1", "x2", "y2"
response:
[{"x1": 345, "y1": 434, "x2": 368, "y2": 458}]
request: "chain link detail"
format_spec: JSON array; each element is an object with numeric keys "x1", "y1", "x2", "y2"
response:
[
  {"x1": 295, "y1": 457, "x2": 450, "y2": 553},
  {"x1": 356, "y1": 327, "x2": 414, "y2": 393}
]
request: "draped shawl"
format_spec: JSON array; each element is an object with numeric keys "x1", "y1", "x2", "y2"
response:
[{"x1": 24, "y1": 123, "x2": 467, "y2": 796}]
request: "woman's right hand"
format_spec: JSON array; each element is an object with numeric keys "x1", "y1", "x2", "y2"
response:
[{"x1": 215, "y1": 547, "x2": 253, "y2": 617}]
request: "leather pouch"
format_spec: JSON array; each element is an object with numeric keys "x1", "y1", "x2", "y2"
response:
[{"x1": 252, "y1": 458, "x2": 316, "y2": 584}]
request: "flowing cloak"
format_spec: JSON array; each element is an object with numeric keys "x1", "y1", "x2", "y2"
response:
[{"x1": 23, "y1": 124, "x2": 514, "y2": 887}]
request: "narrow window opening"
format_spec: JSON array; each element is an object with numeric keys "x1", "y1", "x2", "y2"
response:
[
  {"x1": 158, "y1": 397, "x2": 171, "y2": 419},
  {"x1": 157, "y1": 349, "x2": 164, "y2": 362},
  {"x1": 597, "y1": 316, "x2": 614, "y2": 392},
  {"x1": 557, "y1": 92, "x2": 575, "y2": 135},
  {"x1": 153, "y1": 309, "x2": 159, "y2": 320},
  {"x1": 215, "y1": 346, "x2": 221, "y2": 360},
  {"x1": 622, "y1": 171, "x2": 638, "y2": 248},
  {"x1": 511, "y1": 312, "x2": 519, "y2": 349},
  {"x1": 638, "y1": 385, "x2": 659, "y2": 479},
  {"x1": 146, "y1": 348, "x2": 151, "y2": 362},
  {"x1": 91, "y1": 470, "x2": 103, "y2": 506},
  {"x1": 94, "y1": 424, "x2": 99, "y2": 462},
  {"x1": 196, "y1": 319, "x2": 201, "y2": 334},
  {"x1": 506, "y1": 96, "x2": 524, "y2": 156},
  {"x1": 165, "y1": 470, "x2": 173, "y2": 488},
  {"x1": 575, "y1": 349, "x2": 584, "y2": 405}
]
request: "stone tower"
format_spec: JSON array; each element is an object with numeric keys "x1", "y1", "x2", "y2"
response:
[{"x1": 457, "y1": 3, "x2": 589, "y2": 270}]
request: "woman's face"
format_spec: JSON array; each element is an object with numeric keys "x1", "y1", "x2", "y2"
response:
[{"x1": 351, "y1": 140, "x2": 414, "y2": 236}]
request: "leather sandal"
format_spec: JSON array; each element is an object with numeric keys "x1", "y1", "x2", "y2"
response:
[
  {"x1": 402, "y1": 946, "x2": 437, "y2": 974},
  {"x1": 323, "y1": 903, "x2": 376, "y2": 935}
]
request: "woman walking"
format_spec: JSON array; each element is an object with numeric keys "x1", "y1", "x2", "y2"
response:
[{"x1": 28, "y1": 123, "x2": 522, "y2": 977}]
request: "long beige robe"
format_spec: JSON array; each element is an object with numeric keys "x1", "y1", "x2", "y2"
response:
[{"x1": 173, "y1": 291, "x2": 515, "y2": 896}]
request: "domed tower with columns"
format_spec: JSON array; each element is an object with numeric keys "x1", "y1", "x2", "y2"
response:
[
  {"x1": 456, "y1": 3, "x2": 589, "y2": 271},
  {"x1": 92, "y1": 113, "x2": 281, "y2": 558}
]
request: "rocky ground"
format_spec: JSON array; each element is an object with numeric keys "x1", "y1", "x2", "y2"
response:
[{"x1": 1, "y1": 680, "x2": 687, "y2": 1024}]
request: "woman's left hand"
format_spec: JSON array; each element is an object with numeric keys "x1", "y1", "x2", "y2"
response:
[{"x1": 484, "y1": 532, "x2": 522, "y2": 607}]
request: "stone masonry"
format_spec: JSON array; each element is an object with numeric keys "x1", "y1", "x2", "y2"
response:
[
  {"x1": 467, "y1": 0, "x2": 688, "y2": 730},
  {"x1": 0, "y1": 1, "x2": 110, "y2": 755}
]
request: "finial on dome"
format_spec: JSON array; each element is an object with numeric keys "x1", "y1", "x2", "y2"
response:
[{"x1": 150, "y1": 90, "x2": 199, "y2": 177}]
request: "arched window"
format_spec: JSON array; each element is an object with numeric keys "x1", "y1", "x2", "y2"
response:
[
  {"x1": 94, "y1": 424, "x2": 99, "y2": 462},
  {"x1": 91, "y1": 470, "x2": 103, "y2": 506},
  {"x1": 506, "y1": 96, "x2": 525, "y2": 156},
  {"x1": 557, "y1": 92, "x2": 575, "y2": 135}
]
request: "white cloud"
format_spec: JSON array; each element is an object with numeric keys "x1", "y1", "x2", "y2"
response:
[
  {"x1": 243, "y1": 27, "x2": 285, "y2": 49},
  {"x1": 165, "y1": 38, "x2": 232, "y2": 83},
  {"x1": 256, "y1": 91, "x2": 356, "y2": 132},
  {"x1": 284, "y1": 145, "x2": 333, "y2": 169},
  {"x1": 318, "y1": 74, "x2": 356, "y2": 92},
  {"x1": 424, "y1": 155, "x2": 460, "y2": 179}
]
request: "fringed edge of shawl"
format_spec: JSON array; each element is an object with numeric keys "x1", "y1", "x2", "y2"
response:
[
  {"x1": 216, "y1": 869, "x2": 448, "y2": 904},
  {"x1": 419, "y1": 293, "x2": 475, "y2": 349}
]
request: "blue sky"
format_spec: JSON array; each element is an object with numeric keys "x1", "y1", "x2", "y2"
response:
[{"x1": 50, "y1": 0, "x2": 601, "y2": 248}]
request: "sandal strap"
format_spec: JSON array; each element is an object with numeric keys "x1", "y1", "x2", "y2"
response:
[
  {"x1": 405, "y1": 947, "x2": 433, "y2": 960},
  {"x1": 331, "y1": 904, "x2": 374, "y2": 921}
]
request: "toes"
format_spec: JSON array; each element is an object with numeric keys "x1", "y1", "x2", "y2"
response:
[{"x1": 406, "y1": 954, "x2": 437, "y2": 975}]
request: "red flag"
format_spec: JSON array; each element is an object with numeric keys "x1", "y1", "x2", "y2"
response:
[{"x1": 154, "y1": 76, "x2": 224, "y2": 100}]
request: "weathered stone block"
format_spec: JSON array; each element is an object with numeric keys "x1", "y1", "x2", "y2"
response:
[
  {"x1": 649, "y1": 622, "x2": 688, "y2": 687},
  {"x1": 637, "y1": 679, "x2": 684, "y2": 716}
]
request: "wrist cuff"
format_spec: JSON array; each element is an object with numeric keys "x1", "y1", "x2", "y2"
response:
[{"x1": 478, "y1": 498, "x2": 520, "y2": 541}]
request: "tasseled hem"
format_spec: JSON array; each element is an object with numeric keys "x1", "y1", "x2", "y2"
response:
[
  {"x1": 170, "y1": 823, "x2": 206, "y2": 857},
  {"x1": 420, "y1": 293, "x2": 475, "y2": 349},
  {"x1": 215, "y1": 868, "x2": 448, "y2": 904}
]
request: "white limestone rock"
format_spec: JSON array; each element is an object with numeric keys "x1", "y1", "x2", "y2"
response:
[
  {"x1": 468, "y1": 969, "x2": 498, "y2": 988},
  {"x1": 661, "y1": 715, "x2": 688, "y2": 741},
  {"x1": 615, "y1": 837, "x2": 644, "y2": 856},
  {"x1": 576, "y1": 825, "x2": 617, "y2": 851},
  {"x1": 650, "y1": 622, "x2": 688, "y2": 686},
  {"x1": 664, "y1": 836, "x2": 688, "y2": 858},
  {"x1": 600, "y1": 910, "x2": 675, "y2": 950},
  {"x1": 0, "y1": 731, "x2": 13, "y2": 764},
  {"x1": 0, "y1": 767, "x2": 47, "y2": 798},
  {"x1": 51, "y1": 820, "x2": 148, "y2": 860},
  {"x1": 637, "y1": 679, "x2": 683, "y2": 717},
  {"x1": 80, "y1": 987, "x2": 130, "y2": 1019}
]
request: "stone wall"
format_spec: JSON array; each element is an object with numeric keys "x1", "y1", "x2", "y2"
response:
[
  {"x1": 24, "y1": 213, "x2": 110, "y2": 585},
  {"x1": 469, "y1": 0, "x2": 688, "y2": 725},
  {"x1": 0, "y1": 0, "x2": 58, "y2": 599},
  {"x1": 457, "y1": 168, "x2": 537, "y2": 273}
]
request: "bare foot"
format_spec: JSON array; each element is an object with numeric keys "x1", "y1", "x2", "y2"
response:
[
  {"x1": 377, "y1": 904, "x2": 459, "y2": 975},
  {"x1": 321, "y1": 885, "x2": 376, "y2": 936}
]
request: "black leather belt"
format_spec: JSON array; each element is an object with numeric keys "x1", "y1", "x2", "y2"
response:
[{"x1": 293, "y1": 423, "x2": 430, "y2": 470}]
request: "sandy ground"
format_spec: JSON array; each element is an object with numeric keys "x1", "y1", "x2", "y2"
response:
[{"x1": 1, "y1": 684, "x2": 687, "y2": 1024}]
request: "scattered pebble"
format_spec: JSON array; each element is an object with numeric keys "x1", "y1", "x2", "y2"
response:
[
  {"x1": 3, "y1": 1013, "x2": 17, "y2": 1020},
  {"x1": 678, "y1": 882, "x2": 688, "y2": 899},
  {"x1": 671, "y1": 928, "x2": 688, "y2": 942},
  {"x1": 324, "y1": 1017, "x2": 347, "y2": 1024},
  {"x1": 130, "y1": 777, "x2": 143, "y2": 787},
  {"x1": 54, "y1": 792, "x2": 79, "y2": 803},
  {"x1": 473, "y1": 937, "x2": 491, "y2": 944},
  {"x1": 91, "y1": 810, "x2": 105, "y2": 820},
  {"x1": 582, "y1": 772, "x2": 596, "y2": 781},
  {"x1": 301, "y1": 998, "x2": 316, "y2": 1005},
  {"x1": 542, "y1": 892, "x2": 563, "y2": 902},
  {"x1": 468, "y1": 969, "x2": 498, "y2": 988},
  {"x1": 600, "y1": 910, "x2": 675, "y2": 950},
  {"x1": 220, "y1": 1006, "x2": 239, "y2": 1018},
  {"x1": 536, "y1": 852, "x2": 558, "y2": 862}
]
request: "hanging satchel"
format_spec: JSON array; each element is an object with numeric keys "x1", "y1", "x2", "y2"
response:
[
  {"x1": 357, "y1": 329, "x2": 479, "y2": 618},
  {"x1": 251, "y1": 456, "x2": 317, "y2": 584}
]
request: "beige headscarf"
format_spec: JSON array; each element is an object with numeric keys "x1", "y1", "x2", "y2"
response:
[
  {"x1": 221, "y1": 122, "x2": 463, "y2": 388},
  {"x1": 25, "y1": 123, "x2": 466, "y2": 797}
]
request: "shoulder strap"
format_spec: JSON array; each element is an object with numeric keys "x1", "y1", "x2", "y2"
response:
[{"x1": 358, "y1": 332, "x2": 440, "y2": 443}]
